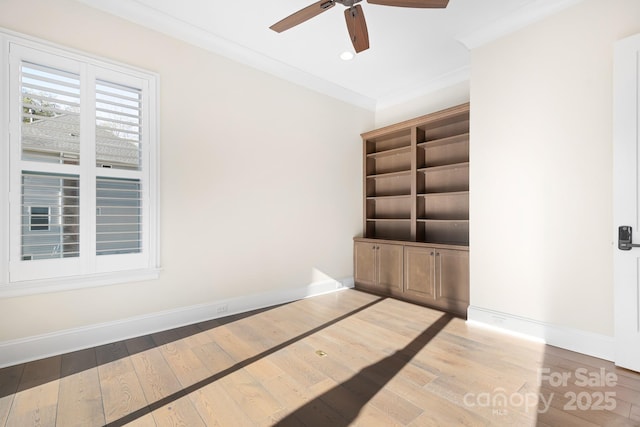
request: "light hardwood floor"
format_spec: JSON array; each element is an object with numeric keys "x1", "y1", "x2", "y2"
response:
[{"x1": 1, "y1": 289, "x2": 639, "y2": 426}]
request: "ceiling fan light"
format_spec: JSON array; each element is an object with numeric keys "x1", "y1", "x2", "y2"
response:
[{"x1": 340, "y1": 51, "x2": 355, "y2": 60}]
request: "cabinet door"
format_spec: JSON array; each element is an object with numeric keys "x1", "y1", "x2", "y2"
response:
[
  {"x1": 376, "y1": 243, "x2": 403, "y2": 294},
  {"x1": 435, "y1": 249, "x2": 469, "y2": 312},
  {"x1": 354, "y1": 241, "x2": 377, "y2": 287},
  {"x1": 403, "y1": 246, "x2": 436, "y2": 301}
]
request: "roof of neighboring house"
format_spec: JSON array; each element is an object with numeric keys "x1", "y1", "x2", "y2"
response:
[{"x1": 21, "y1": 113, "x2": 140, "y2": 168}]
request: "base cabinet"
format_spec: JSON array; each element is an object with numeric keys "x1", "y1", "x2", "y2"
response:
[
  {"x1": 404, "y1": 246, "x2": 469, "y2": 316},
  {"x1": 354, "y1": 238, "x2": 469, "y2": 317},
  {"x1": 354, "y1": 241, "x2": 403, "y2": 296},
  {"x1": 404, "y1": 246, "x2": 436, "y2": 300}
]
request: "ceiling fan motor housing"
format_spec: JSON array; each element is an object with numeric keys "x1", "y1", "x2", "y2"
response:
[{"x1": 336, "y1": 0, "x2": 364, "y2": 7}]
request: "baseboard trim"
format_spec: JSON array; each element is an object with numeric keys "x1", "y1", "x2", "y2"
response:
[
  {"x1": 467, "y1": 306, "x2": 614, "y2": 362},
  {"x1": 0, "y1": 277, "x2": 354, "y2": 368}
]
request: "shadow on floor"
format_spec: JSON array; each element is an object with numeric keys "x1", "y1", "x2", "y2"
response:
[
  {"x1": 274, "y1": 312, "x2": 454, "y2": 426},
  {"x1": 0, "y1": 303, "x2": 287, "y2": 400},
  {"x1": 103, "y1": 297, "x2": 385, "y2": 426}
]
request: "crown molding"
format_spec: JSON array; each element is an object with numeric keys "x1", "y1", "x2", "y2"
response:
[
  {"x1": 375, "y1": 66, "x2": 470, "y2": 111},
  {"x1": 74, "y1": 0, "x2": 377, "y2": 111},
  {"x1": 456, "y1": 0, "x2": 586, "y2": 50},
  {"x1": 76, "y1": 0, "x2": 584, "y2": 111}
]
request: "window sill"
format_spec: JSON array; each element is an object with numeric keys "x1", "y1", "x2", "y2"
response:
[{"x1": 0, "y1": 268, "x2": 161, "y2": 298}]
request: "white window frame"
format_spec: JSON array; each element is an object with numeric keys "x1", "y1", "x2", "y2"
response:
[{"x1": 0, "y1": 29, "x2": 160, "y2": 297}]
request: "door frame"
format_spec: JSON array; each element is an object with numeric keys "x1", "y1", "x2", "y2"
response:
[{"x1": 613, "y1": 33, "x2": 640, "y2": 372}]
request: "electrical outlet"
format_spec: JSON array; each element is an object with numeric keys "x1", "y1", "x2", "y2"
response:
[
  {"x1": 491, "y1": 315, "x2": 506, "y2": 325},
  {"x1": 216, "y1": 304, "x2": 228, "y2": 314}
]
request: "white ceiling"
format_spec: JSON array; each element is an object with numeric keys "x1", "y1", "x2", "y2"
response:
[{"x1": 76, "y1": 0, "x2": 582, "y2": 110}]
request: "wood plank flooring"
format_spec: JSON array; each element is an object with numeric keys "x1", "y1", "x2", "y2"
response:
[{"x1": 1, "y1": 289, "x2": 639, "y2": 426}]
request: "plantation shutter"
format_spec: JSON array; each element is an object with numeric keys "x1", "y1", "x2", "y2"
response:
[
  {"x1": 21, "y1": 172, "x2": 80, "y2": 261},
  {"x1": 19, "y1": 60, "x2": 82, "y2": 265},
  {"x1": 21, "y1": 62, "x2": 81, "y2": 164},
  {"x1": 96, "y1": 177, "x2": 142, "y2": 256},
  {"x1": 95, "y1": 80, "x2": 142, "y2": 171}
]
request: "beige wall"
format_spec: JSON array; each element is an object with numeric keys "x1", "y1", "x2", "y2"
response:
[
  {"x1": 0, "y1": 0, "x2": 373, "y2": 340},
  {"x1": 470, "y1": 0, "x2": 640, "y2": 336},
  {"x1": 375, "y1": 80, "x2": 470, "y2": 128},
  {"x1": 3, "y1": 0, "x2": 632, "y2": 348}
]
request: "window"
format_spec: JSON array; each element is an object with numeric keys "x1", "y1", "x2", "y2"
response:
[
  {"x1": 1, "y1": 33, "x2": 159, "y2": 293},
  {"x1": 29, "y1": 206, "x2": 50, "y2": 232},
  {"x1": 22, "y1": 172, "x2": 79, "y2": 260}
]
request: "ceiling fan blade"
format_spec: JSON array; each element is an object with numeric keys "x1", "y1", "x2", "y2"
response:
[
  {"x1": 344, "y1": 5, "x2": 369, "y2": 53},
  {"x1": 366, "y1": 0, "x2": 448, "y2": 8},
  {"x1": 270, "y1": 0, "x2": 336, "y2": 33}
]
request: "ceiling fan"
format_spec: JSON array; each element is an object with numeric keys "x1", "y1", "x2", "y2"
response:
[{"x1": 270, "y1": 0, "x2": 449, "y2": 54}]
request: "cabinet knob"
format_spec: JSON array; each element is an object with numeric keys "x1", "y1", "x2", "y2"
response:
[{"x1": 430, "y1": 252, "x2": 434, "y2": 256}]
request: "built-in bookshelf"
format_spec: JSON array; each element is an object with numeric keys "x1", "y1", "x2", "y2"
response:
[
  {"x1": 355, "y1": 103, "x2": 470, "y2": 316},
  {"x1": 362, "y1": 103, "x2": 470, "y2": 246}
]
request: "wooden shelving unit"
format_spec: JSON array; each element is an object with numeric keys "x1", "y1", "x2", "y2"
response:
[
  {"x1": 362, "y1": 103, "x2": 469, "y2": 245},
  {"x1": 355, "y1": 103, "x2": 470, "y2": 317}
]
